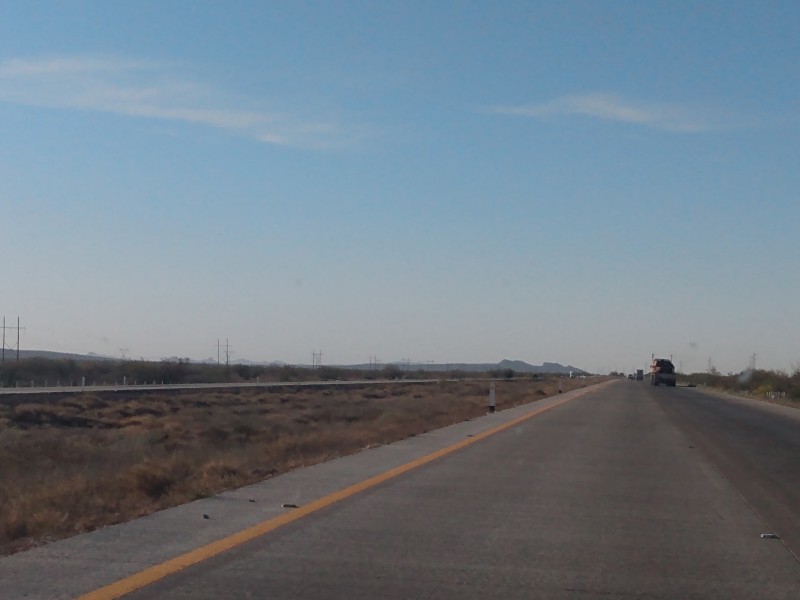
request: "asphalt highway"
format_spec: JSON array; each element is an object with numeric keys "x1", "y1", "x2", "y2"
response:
[
  {"x1": 652, "y1": 383, "x2": 800, "y2": 560},
  {"x1": 115, "y1": 382, "x2": 800, "y2": 598},
  {"x1": 3, "y1": 380, "x2": 799, "y2": 598}
]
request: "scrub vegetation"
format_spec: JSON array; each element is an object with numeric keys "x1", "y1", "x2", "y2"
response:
[
  {"x1": 0, "y1": 376, "x2": 596, "y2": 555},
  {"x1": 0, "y1": 357, "x2": 414, "y2": 388},
  {"x1": 682, "y1": 368, "x2": 800, "y2": 405}
]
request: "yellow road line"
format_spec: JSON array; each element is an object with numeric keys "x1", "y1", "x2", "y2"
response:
[{"x1": 78, "y1": 386, "x2": 598, "y2": 600}]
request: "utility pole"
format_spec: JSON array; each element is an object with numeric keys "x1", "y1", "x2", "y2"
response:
[{"x1": 215, "y1": 339, "x2": 232, "y2": 366}]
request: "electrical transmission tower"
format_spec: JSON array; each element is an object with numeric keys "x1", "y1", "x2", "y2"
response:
[
  {"x1": 1, "y1": 317, "x2": 24, "y2": 364},
  {"x1": 312, "y1": 350, "x2": 323, "y2": 368}
]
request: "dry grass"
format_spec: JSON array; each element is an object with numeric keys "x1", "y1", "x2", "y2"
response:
[{"x1": 0, "y1": 377, "x2": 596, "y2": 554}]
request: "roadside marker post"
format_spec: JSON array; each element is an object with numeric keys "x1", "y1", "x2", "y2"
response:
[{"x1": 488, "y1": 383, "x2": 496, "y2": 413}]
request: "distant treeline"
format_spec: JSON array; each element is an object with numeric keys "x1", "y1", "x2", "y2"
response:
[
  {"x1": 683, "y1": 369, "x2": 800, "y2": 402},
  {"x1": 0, "y1": 358, "x2": 533, "y2": 388}
]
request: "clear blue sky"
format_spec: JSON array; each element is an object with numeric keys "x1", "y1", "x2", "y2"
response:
[{"x1": 1, "y1": 1, "x2": 798, "y2": 374}]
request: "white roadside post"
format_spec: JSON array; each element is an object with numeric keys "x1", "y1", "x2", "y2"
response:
[{"x1": 488, "y1": 382, "x2": 496, "y2": 413}]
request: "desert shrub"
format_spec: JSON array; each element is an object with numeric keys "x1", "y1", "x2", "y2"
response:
[
  {"x1": 0, "y1": 376, "x2": 593, "y2": 554},
  {"x1": 317, "y1": 366, "x2": 345, "y2": 381},
  {"x1": 381, "y1": 365, "x2": 403, "y2": 380},
  {"x1": 129, "y1": 458, "x2": 190, "y2": 499}
]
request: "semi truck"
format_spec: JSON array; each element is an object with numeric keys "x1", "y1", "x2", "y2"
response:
[
  {"x1": 650, "y1": 357, "x2": 676, "y2": 387},
  {"x1": 635, "y1": 369, "x2": 644, "y2": 381}
]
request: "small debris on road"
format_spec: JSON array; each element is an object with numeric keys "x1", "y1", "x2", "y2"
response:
[
  {"x1": 248, "y1": 499, "x2": 256, "y2": 503},
  {"x1": 202, "y1": 514, "x2": 210, "y2": 520},
  {"x1": 760, "y1": 533, "x2": 780, "y2": 539},
  {"x1": 282, "y1": 503, "x2": 299, "y2": 509}
]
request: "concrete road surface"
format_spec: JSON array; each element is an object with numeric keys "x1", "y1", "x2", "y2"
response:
[{"x1": 3, "y1": 380, "x2": 799, "y2": 599}]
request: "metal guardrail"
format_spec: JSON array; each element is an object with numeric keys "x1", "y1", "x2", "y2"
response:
[{"x1": 0, "y1": 378, "x2": 464, "y2": 396}]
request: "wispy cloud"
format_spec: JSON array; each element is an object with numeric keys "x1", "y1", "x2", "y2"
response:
[
  {"x1": 490, "y1": 93, "x2": 718, "y2": 133},
  {"x1": 0, "y1": 56, "x2": 350, "y2": 149},
  {"x1": 0, "y1": 56, "x2": 157, "y2": 77}
]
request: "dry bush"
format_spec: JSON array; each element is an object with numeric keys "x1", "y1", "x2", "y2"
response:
[{"x1": 0, "y1": 377, "x2": 596, "y2": 554}]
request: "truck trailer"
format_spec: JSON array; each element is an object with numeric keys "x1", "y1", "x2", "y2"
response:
[{"x1": 650, "y1": 357, "x2": 676, "y2": 387}]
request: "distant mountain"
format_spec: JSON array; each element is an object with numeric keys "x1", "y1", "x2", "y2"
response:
[
  {"x1": 341, "y1": 359, "x2": 588, "y2": 375},
  {"x1": 193, "y1": 357, "x2": 288, "y2": 366},
  {"x1": 8, "y1": 350, "x2": 116, "y2": 362},
  {"x1": 9, "y1": 351, "x2": 587, "y2": 375}
]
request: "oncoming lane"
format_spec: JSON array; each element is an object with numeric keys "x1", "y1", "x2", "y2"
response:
[{"x1": 651, "y1": 384, "x2": 800, "y2": 560}]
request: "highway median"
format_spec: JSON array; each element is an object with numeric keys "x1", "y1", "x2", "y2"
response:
[{"x1": 1, "y1": 376, "x2": 598, "y2": 555}]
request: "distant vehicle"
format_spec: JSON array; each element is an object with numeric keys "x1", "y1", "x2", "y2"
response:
[
  {"x1": 627, "y1": 374, "x2": 634, "y2": 379},
  {"x1": 635, "y1": 369, "x2": 644, "y2": 381},
  {"x1": 650, "y1": 357, "x2": 676, "y2": 387}
]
